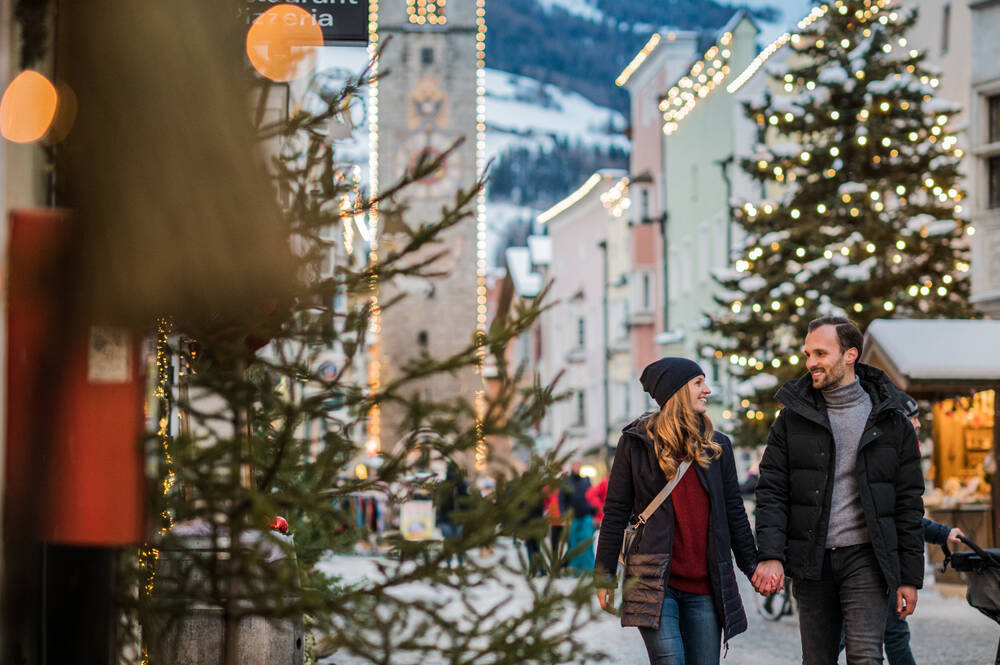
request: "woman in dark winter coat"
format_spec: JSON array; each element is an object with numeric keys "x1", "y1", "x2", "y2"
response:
[{"x1": 595, "y1": 358, "x2": 758, "y2": 665}]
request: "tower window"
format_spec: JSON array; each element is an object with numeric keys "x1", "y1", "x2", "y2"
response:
[
  {"x1": 421, "y1": 47, "x2": 434, "y2": 65},
  {"x1": 417, "y1": 331, "x2": 429, "y2": 348}
]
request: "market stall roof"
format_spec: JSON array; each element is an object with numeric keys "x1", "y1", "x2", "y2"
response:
[{"x1": 862, "y1": 319, "x2": 1000, "y2": 395}]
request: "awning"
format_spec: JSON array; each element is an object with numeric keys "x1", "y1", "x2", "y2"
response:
[{"x1": 861, "y1": 319, "x2": 1000, "y2": 396}]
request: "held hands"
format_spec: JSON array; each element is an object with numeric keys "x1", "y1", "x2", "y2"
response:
[
  {"x1": 751, "y1": 559, "x2": 785, "y2": 596},
  {"x1": 596, "y1": 588, "x2": 616, "y2": 615},
  {"x1": 896, "y1": 585, "x2": 918, "y2": 619}
]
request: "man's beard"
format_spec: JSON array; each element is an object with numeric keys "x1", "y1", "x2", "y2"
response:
[{"x1": 812, "y1": 364, "x2": 847, "y2": 390}]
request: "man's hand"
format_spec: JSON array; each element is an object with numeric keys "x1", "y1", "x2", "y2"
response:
[
  {"x1": 896, "y1": 585, "x2": 918, "y2": 619},
  {"x1": 596, "y1": 588, "x2": 616, "y2": 614},
  {"x1": 751, "y1": 559, "x2": 785, "y2": 596},
  {"x1": 947, "y1": 527, "x2": 966, "y2": 544}
]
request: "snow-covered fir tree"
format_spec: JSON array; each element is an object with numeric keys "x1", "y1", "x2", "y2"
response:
[{"x1": 710, "y1": 0, "x2": 974, "y2": 442}]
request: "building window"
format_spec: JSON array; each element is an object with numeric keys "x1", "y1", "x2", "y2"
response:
[
  {"x1": 417, "y1": 331, "x2": 429, "y2": 348},
  {"x1": 642, "y1": 273, "x2": 651, "y2": 310},
  {"x1": 420, "y1": 47, "x2": 434, "y2": 65},
  {"x1": 941, "y1": 4, "x2": 951, "y2": 54},
  {"x1": 575, "y1": 391, "x2": 586, "y2": 426},
  {"x1": 988, "y1": 156, "x2": 1000, "y2": 210},
  {"x1": 641, "y1": 189, "x2": 650, "y2": 220},
  {"x1": 989, "y1": 95, "x2": 1000, "y2": 144},
  {"x1": 577, "y1": 317, "x2": 585, "y2": 348}
]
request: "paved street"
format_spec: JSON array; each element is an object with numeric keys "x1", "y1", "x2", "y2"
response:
[{"x1": 318, "y1": 541, "x2": 998, "y2": 665}]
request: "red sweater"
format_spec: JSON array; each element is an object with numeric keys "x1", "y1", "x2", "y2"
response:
[{"x1": 667, "y1": 469, "x2": 711, "y2": 595}]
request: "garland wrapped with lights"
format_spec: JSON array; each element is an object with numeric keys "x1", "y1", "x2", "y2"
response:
[{"x1": 709, "y1": 0, "x2": 975, "y2": 442}]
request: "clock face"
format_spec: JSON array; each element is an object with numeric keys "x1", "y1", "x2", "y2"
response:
[{"x1": 396, "y1": 131, "x2": 464, "y2": 201}]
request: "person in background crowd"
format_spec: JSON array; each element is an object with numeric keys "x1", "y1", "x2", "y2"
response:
[
  {"x1": 595, "y1": 357, "x2": 758, "y2": 665},
  {"x1": 562, "y1": 460, "x2": 596, "y2": 574},
  {"x1": 544, "y1": 485, "x2": 564, "y2": 554},
  {"x1": 586, "y1": 474, "x2": 609, "y2": 526},
  {"x1": 754, "y1": 317, "x2": 925, "y2": 665},
  {"x1": 435, "y1": 462, "x2": 469, "y2": 568},
  {"x1": 872, "y1": 394, "x2": 966, "y2": 665}
]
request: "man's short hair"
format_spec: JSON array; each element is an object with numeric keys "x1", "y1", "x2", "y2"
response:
[{"x1": 807, "y1": 316, "x2": 863, "y2": 356}]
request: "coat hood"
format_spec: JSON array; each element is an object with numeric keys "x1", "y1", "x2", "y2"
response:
[
  {"x1": 622, "y1": 412, "x2": 658, "y2": 449},
  {"x1": 775, "y1": 362, "x2": 904, "y2": 425}
]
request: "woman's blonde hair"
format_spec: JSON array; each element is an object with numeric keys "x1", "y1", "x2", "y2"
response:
[{"x1": 644, "y1": 380, "x2": 721, "y2": 480}]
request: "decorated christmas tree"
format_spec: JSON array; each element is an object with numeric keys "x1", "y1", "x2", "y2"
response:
[{"x1": 711, "y1": 0, "x2": 974, "y2": 442}]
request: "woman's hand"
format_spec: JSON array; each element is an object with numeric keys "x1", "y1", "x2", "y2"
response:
[{"x1": 596, "y1": 588, "x2": 616, "y2": 614}]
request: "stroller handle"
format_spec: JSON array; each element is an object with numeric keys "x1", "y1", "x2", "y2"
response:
[{"x1": 942, "y1": 534, "x2": 1000, "y2": 570}]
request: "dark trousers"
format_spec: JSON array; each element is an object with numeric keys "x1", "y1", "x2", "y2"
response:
[
  {"x1": 838, "y1": 592, "x2": 916, "y2": 665},
  {"x1": 883, "y1": 592, "x2": 915, "y2": 665},
  {"x1": 793, "y1": 543, "x2": 888, "y2": 665}
]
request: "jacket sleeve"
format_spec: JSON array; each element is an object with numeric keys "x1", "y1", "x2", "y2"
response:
[
  {"x1": 921, "y1": 517, "x2": 951, "y2": 546},
  {"x1": 755, "y1": 411, "x2": 791, "y2": 563},
  {"x1": 895, "y1": 418, "x2": 926, "y2": 588},
  {"x1": 594, "y1": 434, "x2": 635, "y2": 587},
  {"x1": 719, "y1": 435, "x2": 758, "y2": 578}
]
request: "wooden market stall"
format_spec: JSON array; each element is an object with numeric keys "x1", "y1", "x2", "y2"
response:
[{"x1": 862, "y1": 319, "x2": 1000, "y2": 580}]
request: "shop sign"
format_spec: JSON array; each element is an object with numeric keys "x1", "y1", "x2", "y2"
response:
[{"x1": 245, "y1": 1, "x2": 369, "y2": 45}]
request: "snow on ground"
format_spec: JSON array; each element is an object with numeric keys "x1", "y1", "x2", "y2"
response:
[{"x1": 317, "y1": 537, "x2": 999, "y2": 665}]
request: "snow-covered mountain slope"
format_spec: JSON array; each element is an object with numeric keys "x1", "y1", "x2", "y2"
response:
[{"x1": 483, "y1": 68, "x2": 628, "y2": 171}]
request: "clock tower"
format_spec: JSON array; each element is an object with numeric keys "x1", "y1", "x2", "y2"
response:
[{"x1": 375, "y1": 0, "x2": 485, "y2": 452}]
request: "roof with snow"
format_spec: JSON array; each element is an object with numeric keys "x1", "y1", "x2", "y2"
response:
[
  {"x1": 505, "y1": 246, "x2": 544, "y2": 298},
  {"x1": 536, "y1": 170, "x2": 627, "y2": 225},
  {"x1": 527, "y1": 235, "x2": 551, "y2": 267},
  {"x1": 861, "y1": 319, "x2": 1000, "y2": 394}
]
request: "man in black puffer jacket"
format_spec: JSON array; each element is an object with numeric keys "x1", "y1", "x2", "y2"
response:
[{"x1": 753, "y1": 317, "x2": 924, "y2": 665}]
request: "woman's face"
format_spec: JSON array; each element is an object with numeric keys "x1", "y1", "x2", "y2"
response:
[{"x1": 687, "y1": 375, "x2": 711, "y2": 414}]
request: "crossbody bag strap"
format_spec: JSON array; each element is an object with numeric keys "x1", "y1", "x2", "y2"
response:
[{"x1": 636, "y1": 460, "x2": 692, "y2": 525}]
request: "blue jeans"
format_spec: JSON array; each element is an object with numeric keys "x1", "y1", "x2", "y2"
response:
[
  {"x1": 566, "y1": 516, "x2": 595, "y2": 574},
  {"x1": 439, "y1": 522, "x2": 464, "y2": 567},
  {"x1": 638, "y1": 587, "x2": 721, "y2": 665}
]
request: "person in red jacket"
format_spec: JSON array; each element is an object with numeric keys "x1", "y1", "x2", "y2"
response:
[{"x1": 586, "y1": 476, "x2": 608, "y2": 526}]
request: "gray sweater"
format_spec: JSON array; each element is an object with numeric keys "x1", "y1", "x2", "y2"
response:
[{"x1": 822, "y1": 379, "x2": 872, "y2": 547}]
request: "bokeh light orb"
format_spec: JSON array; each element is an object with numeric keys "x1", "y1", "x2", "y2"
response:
[
  {"x1": 0, "y1": 70, "x2": 58, "y2": 143},
  {"x1": 246, "y1": 5, "x2": 324, "y2": 82}
]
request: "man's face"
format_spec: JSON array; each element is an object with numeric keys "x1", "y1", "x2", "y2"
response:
[
  {"x1": 803, "y1": 325, "x2": 856, "y2": 390},
  {"x1": 571, "y1": 461, "x2": 582, "y2": 475}
]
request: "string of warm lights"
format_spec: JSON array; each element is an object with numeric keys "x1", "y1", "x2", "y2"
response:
[
  {"x1": 536, "y1": 173, "x2": 603, "y2": 224},
  {"x1": 616, "y1": 33, "x2": 662, "y2": 87},
  {"x1": 475, "y1": 0, "x2": 488, "y2": 346},
  {"x1": 660, "y1": 33, "x2": 733, "y2": 136},
  {"x1": 365, "y1": 0, "x2": 382, "y2": 457},
  {"x1": 407, "y1": 0, "x2": 446, "y2": 25},
  {"x1": 474, "y1": 0, "x2": 489, "y2": 467},
  {"x1": 727, "y1": 5, "x2": 830, "y2": 94},
  {"x1": 600, "y1": 176, "x2": 631, "y2": 218}
]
